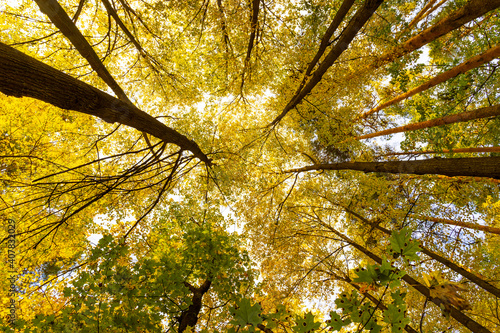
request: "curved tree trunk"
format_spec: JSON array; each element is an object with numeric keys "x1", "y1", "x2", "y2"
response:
[
  {"x1": 34, "y1": 0, "x2": 129, "y2": 102},
  {"x1": 357, "y1": 104, "x2": 500, "y2": 139},
  {"x1": 285, "y1": 156, "x2": 500, "y2": 179},
  {"x1": 358, "y1": 45, "x2": 500, "y2": 120},
  {"x1": 0, "y1": 42, "x2": 212, "y2": 165}
]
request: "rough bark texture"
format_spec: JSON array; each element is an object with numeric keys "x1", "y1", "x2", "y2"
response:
[
  {"x1": 286, "y1": 156, "x2": 500, "y2": 179},
  {"x1": 178, "y1": 280, "x2": 212, "y2": 332},
  {"x1": 321, "y1": 223, "x2": 491, "y2": 333},
  {"x1": 349, "y1": 0, "x2": 500, "y2": 80},
  {"x1": 0, "y1": 42, "x2": 211, "y2": 165},
  {"x1": 413, "y1": 215, "x2": 500, "y2": 236},
  {"x1": 270, "y1": 0, "x2": 384, "y2": 126},
  {"x1": 359, "y1": 45, "x2": 500, "y2": 120},
  {"x1": 357, "y1": 104, "x2": 500, "y2": 139}
]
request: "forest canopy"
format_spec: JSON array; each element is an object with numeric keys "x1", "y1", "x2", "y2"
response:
[{"x1": 1, "y1": 0, "x2": 500, "y2": 332}]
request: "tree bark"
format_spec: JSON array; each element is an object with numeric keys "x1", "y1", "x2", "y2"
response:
[
  {"x1": 0, "y1": 42, "x2": 211, "y2": 165},
  {"x1": 359, "y1": 45, "x2": 500, "y2": 120},
  {"x1": 285, "y1": 156, "x2": 500, "y2": 179},
  {"x1": 179, "y1": 279, "x2": 212, "y2": 332},
  {"x1": 241, "y1": 0, "x2": 261, "y2": 92},
  {"x1": 380, "y1": 146, "x2": 500, "y2": 156},
  {"x1": 34, "y1": 0, "x2": 129, "y2": 101},
  {"x1": 295, "y1": 0, "x2": 356, "y2": 94},
  {"x1": 348, "y1": 0, "x2": 500, "y2": 81},
  {"x1": 412, "y1": 215, "x2": 500, "y2": 236},
  {"x1": 245, "y1": 0, "x2": 261, "y2": 66},
  {"x1": 269, "y1": 0, "x2": 384, "y2": 126},
  {"x1": 342, "y1": 207, "x2": 500, "y2": 298},
  {"x1": 316, "y1": 220, "x2": 491, "y2": 333},
  {"x1": 357, "y1": 104, "x2": 500, "y2": 139},
  {"x1": 402, "y1": 0, "x2": 439, "y2": 33}
]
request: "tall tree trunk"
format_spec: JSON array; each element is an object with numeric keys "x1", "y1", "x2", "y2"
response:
[
  {"x1": 269, "y1": 0, "x2": 384, "y2": 126},
  {"x1": 347, "y1": 0, "x2": 500, "y2": 81},
  {"x1": 285, "y1": 156, "x2": 500, "y2": 179},
  {"x1": 342, "y1": 207, "x2": 500, "y2": 298},
  {"x1": 412, "y1": 215, "x2": 500, "y2": 236},
  {"x1": 358, "y1": 45, "x2": 500, "y2": 120},
  {"x1": 380, "y1": 146, "x2": 500, "y2": 156},
  {"x1": 296, "y1": 0, "x2": 356, "y2": 94},
  {"x1": 356, "y1": 104, "x2": 500, "y2": 139},
  {"x1": 241, "y1": 0, "x2": 261, "y2": 92},
  {"x1": 179, "y1": 279, "x2": 212, "y2": 332},
  {"x1": 0, "y1": 42, "x2": 212, "y2": 165},
  {"x1": 315, "y1": 219, "x2": 491, "y2": 333}
]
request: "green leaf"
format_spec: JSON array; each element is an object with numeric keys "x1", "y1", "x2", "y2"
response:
[
  {"x1": 326, "y1": 311, "x2": 351, "y2": 331},
  {"x1": 383, "y1": 303, "x2": 409, "y2": 332},
  {"x1": 292, "y1": 312, "x2": 320, "y2": 333},
  {"x1": 388, "y1": 227, "x2": 421, "y2": 261},
  {"x1": 352, "y1": 264, "x2": 379, "y2": 284},
  {"x1": 230, "y1": 299, "x2": 263, "y2": 327}
]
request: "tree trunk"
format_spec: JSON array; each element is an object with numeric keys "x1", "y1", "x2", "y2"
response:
[
  {"x1": 269, "y1": 0, "x2": 384, "y2": 126},
  {"x1": 285, "y1": 156, "x2": 500, "y2": 179},
  {"x1": 357, "y1": 104, "x2": 500, "y2": 139},
  {"x1": 316, "y1": 219, "x2": 491, "y2": 333},
  {"x1": 348, "y1": 0, "x2": 500, "y2": 81},
  {"x1": 359, "y1": 45, "x2": 500, "y2": 120},
  {"x1": 34, "y1": 0, "x2": 129, "y2": 101},
  {"x1": 402, "y1": 0, "x2": 439, "y2": 33},
  {"x1": 241, "y1": 0, "x2": 261, "y2": 92},
  {"x1": 178, "y1": 279, "x2": 212, "y2": 332},
  {"x1": 380, "y1": 146, "x2": 500, "y2": 156},
  {"x1": 412, "y1": 215, "x2": 500, "y2": 236},
  {"x1": 0, "y1": 42, "x2": 211, "y2": 165},
  {"x1": 343, "y1": 207, "x2": 500, "y2": 298},
  {"x1": 296, "y1": 0, "x2": 356, "y2": 94}
]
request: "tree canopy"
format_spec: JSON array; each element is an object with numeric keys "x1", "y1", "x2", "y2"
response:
[{"x1": 1, "y1": 0, "x2": 500, "y2": 332}]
